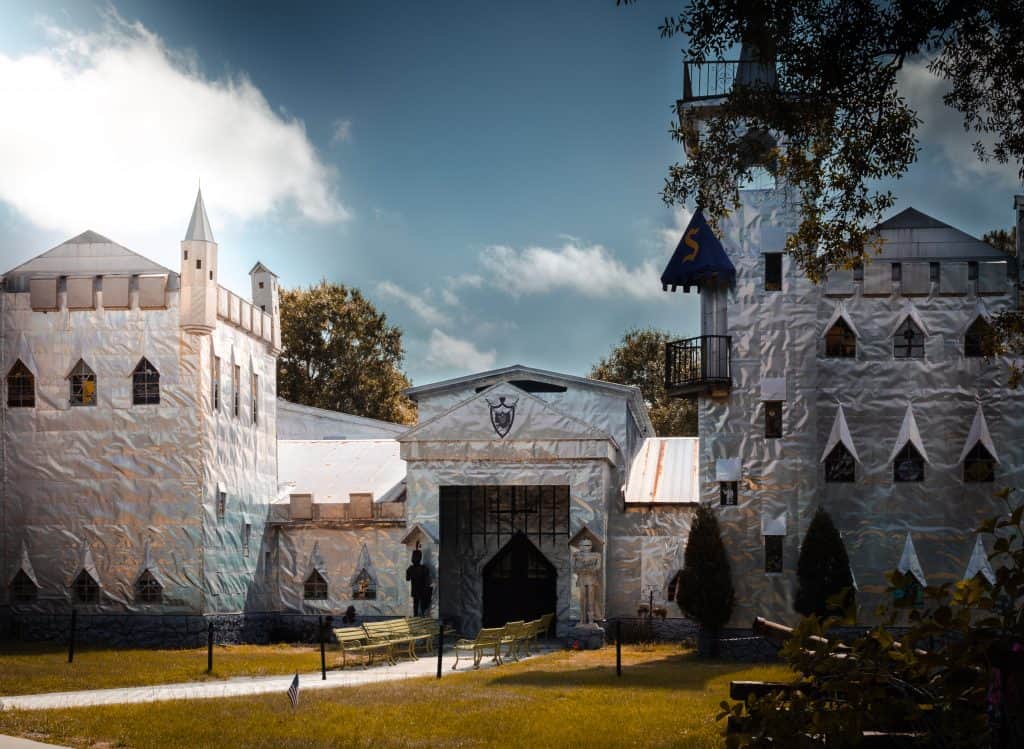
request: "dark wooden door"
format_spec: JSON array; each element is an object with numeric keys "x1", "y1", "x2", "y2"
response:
[{"x1": 482, "y1": 533, "x2": 556, "y2": 628}]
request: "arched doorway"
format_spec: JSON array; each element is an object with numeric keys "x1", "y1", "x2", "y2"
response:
[{"x1": 482, "y1": 533, "x2": 557, "y2": 627}]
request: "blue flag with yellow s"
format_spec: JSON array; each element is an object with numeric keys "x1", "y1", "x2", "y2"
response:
[{"x1": 660, "y1": 208, "x2": 736, "y2": 292}]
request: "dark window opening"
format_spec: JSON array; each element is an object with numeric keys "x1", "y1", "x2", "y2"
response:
[
  {"x1": 475, "y1": 380, "x2": 568, "y2": 394},
  {"x1": 352, "y1": 568, "x2": 376, "y2": 600},
  {"x1": 10, "y1": 570, "x2": 37, "y2": 603},
  {"x1": 196, "y1": 259, "x2": 202, "y2": 270},
  {"x1": 891, "y1": 263, "x2": 902, "y2": 282},
  {"x1": 304, "y1": 570, "x2": 328, "y2": 600},
  {"x1": 136, "y1": 570, "x2": 163, "y2": 604},
  {"x1": 251, "y1": 374, "x2": 259, "y2": 425},
  {"x1": 217, "y1": 491, "x2": 227, "y2": 521},
  {"x1": 764, "y1": 253, "x2": 782, "y2": 291},
  {"x1": 825, "y1": 318, "x2": 856, "y2": 358},
  {"x1": 132, "y1": 358, "x2": 160, "y2": 405},
  {"x1": 666, "y1": 571, "x2": 682, "y2": 603},
  {"x1": 258, "y1": 281, "x2": 264, "y2": 289},
  {"x1": 73, "y1": 570, "x2": 100, "y2": 604},
  {"x1": 964, "y1": 442, "x2": 996, "y2": 483},
  {"x1": 242, "y1": 523, "x2": 252, "y2": 557},
  {"x1": 439, "y1": 485, "x2": 570, "y2": 548},
  {"x1": 7, "y1": 360, "x2": 35, "y2": 408},
  {"x1": 929, "y1": 262, "x2": 940, "y2": 284},
  {"x1": 964, "y1": 317, "x2": 992, "y2": 358},
  {"x1": 968, "y1": 261, "x2": 979, "y2": 281},
  {"x1": 69, "y1": 359, "x2": 97, "y2": 406},
  {"x1": 852, "y1": 263, "x2": 864, "y2": 282},
  {"x1": 719, "y1": 481, "x2": 738, "y2": 506},
  {"x1": 894, "y1": 577, "x2": 923, "y2": 608},
  {"x1": 209, "y1": 271, "x2": 213, "y2": 281},
  {"x1": 825, "y1": 443, "x2": 856, "y2": 483},
  {"x1": 233, "y1": 365, "x2": 240, "y2": 418},
  {"x1": 213, "y1": 356, "x2": 221, "y2": 411},
  {"x1": 764, "y1": 401, "x2": 783, "y2": 439},
  {"x1": 764, "y1": 536, "x2": 784, "y2": 573},
  {"x1": 894, "y1": 442, "x2": 925, "y2": 483},
  {"x1": 183, "y1": 250, "x2": 188, "y2": 260},
  {"x1": 893, "y1": 318, "x2": 925, "y2": 359}
]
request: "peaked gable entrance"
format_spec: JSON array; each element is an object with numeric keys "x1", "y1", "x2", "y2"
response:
[{"x1": 482, "y1": 533, "x2": 556, "y2": 628}]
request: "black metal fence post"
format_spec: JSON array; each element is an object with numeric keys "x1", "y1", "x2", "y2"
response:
[
  {"x1": 436, "y1": 622, "x2": 444, "y2": 679},
  {"x1": 615, "y1": 619, "x2": 622, "y2": 677},
  {"x1": 68, "y1": 609, "x2": 77, "y2": 664},
  {"x1": 206, "y1": 620, "x2": 214, "y2": 673},
  {"x1": 319, "y1": 615, "x2": 327, "y2": 680}
]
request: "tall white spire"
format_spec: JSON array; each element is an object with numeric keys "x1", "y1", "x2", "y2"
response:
[{"x1": 185, "y1": 188, "x2": 215, "y2": 243}]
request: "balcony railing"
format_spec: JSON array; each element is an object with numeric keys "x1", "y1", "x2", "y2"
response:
[
  {"x1": 682, "y1": 60, "x2": 740, "y2": 103},
  {"x1": 665, "y1": 335, "x2": 732, "y2": 395}
]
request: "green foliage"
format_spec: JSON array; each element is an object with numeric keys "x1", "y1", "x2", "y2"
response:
[
  {"x1": 794, "y1": 507, "x2": 854, "y2": 618},
  {"x1": 677, "y1": 503, "x2": 735, "y2": 631},
  {"x1": 277, "y1": 281, "x2": 416, "y2": 424},
  {"x1": 983, "y1": 227, "x2": 1016, "y2": 256},
  {"x1": 721, "y1": 488, "x2": 1024, "y2": 747},
  {"x1": 589, "y1": 327, "x2": 697, "y2": 436}
]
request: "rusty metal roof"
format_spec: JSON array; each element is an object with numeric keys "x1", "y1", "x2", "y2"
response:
[{"x1": 624, "y1": 437, "x2": 700, "y2": 504}]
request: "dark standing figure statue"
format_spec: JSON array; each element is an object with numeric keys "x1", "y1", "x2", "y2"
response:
[{"x1": 406, "y1": 543, "x2": 432, "y2": 617}]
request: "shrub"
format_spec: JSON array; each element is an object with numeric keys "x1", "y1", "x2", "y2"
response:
[
  {"x1": 676, "y1": 503, "x2": 735, "y2": 637},
  {"x1": 794, "y1": 506, "x2": 855, "y2": 618}
]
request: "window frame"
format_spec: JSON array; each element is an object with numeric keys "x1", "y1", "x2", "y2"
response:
[
  {"x1": 719, "y1": 481, "x2": 739, "y2": 506},
  {"x1": 764, "y1": 252, "x2": 783, "y2": 292},
  {"x1": 131, "y1": 357, "x2": 160, "y2": 405},
  {"x1": 217, "y1": 491, "x2": 227, "y2": 521},
  {"x1": 764, "y1": 401, "x2": 783, "y2": 439},
  {"x1": 304, "y1": 570, "x2": 328, "y2": 600},
  {"x1": 963, "y1": 442, "x2": 996, "y2": 483},
  {"x1": 6, "y1": 360, "x2": 35, "y2": 408},
  {"x1": 352, "y1": 568, "x2": 377, "y2": 600},
  {"x1": 824, "y1": 318, "x2": 856, "y2": 358},
  {"x1": 824, "y1": 442, "x2": 856, "y2": 483},
  {"x1": 232, "y1": 364, "x2": 241, "y2": 418},
  {"x1": 242, "y1": 522, "x2": 252, "y2": 558},
  {"x1": 10, "y1": 569, "x2": 37, "y2": 603},
  {"x1": 68, "y1": 359, "x2": 97, "y2": 407},
  {"x1": 764, "y1": 535, "x2": 784, "y2": 574},
  {"x1": 213, "y1": 356, "x2": 221, "y2": 412},
  {"x1": 964, "y1": 317, "x2": 991, "y2": 358},
  {"x1": 73, "y1": 570, "x2": 100, "y2": 604},
  {"x1": 893, "y1": 442, "x2": 925, "y2": 483},
  {"x1": 135, "y1": 570, "x2": 163, "y2": 604},
  {"x1": 893, "y1": 318, "x2": 925, "y2": 360},
  {"x1": 251, "y1": 373, "x2": 259, "y2": 425}
]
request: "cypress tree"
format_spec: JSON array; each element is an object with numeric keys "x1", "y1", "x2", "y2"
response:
[
  {"x1": 794, "y1": 506, "x2": 855, "y2": 618},
  {"x1": 676, "y1": 503, "x2": 734, "y2": 653}
]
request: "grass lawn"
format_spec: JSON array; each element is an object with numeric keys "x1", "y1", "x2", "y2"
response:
[
  {"x1": 0, "y1": 641, "x2": 324, "y2": 696},
  {"x1": 0, "y1": 645, "x2": 791, "y2": 748}
]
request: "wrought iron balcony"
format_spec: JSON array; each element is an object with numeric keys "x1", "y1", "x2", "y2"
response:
[
  {"x1": 665, "y1": 335, "x2": 732, "y2": 397},
  {"x1": 682, "y1": 60, "x2": 740, "y2": 103}
]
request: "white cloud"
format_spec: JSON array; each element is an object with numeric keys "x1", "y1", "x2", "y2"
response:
[
  {"x1": 660, "y1": 206, "x2": 694, "y2": 257},
  {"x1": 899, "y1": 60, "x2": 1021, "y2": 189},
  {"x1": 0, "y1": 15, "x2": 347, "y2": 241},
  {"x1": 331, "y1": 118, "x2": 353, "y2": 144},
  {"x1": 376, "y1": 281, "x2": 450, "y2": 327},
  {"x1": 425, "y1": 329, "x2": 496, "y2": 371},
  {"x1": 478, "y1": 241, "x2": 663, "y2": 300}
]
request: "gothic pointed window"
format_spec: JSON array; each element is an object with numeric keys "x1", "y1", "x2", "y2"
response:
[
  {"x1": 73, "y1": 569, "x2": 100, "y2": 603},
  {"x1": 893, "y1": 442, "x2": 925, "y2": 483},
  {"x1": 10, "y1": 570, "x2": 37, "y2": 603},
  {"x1": 135, "y1": 570, "x2": 163, "y2": 604},
  {"x1": 666, "y1": 571, "x2": 682, "y2": 603},
  {"x1": 304, "y1": 570, "x2": 328, "y2": 600},
  {"x1": 352, "y1": 569, "x2": 376, "y2": 600},
  {"x1": 893, "y1": 318, "x2": 925, "y2": 359},
  {"x1": 132, "y1": 358, "x2": 160, "y2": 405},
  {"x1": 825, "y1": 443, "x2": 856, "y2": 483},
  {"x1": 825, "y1": 318, "x2": 856, "y2": 358},
  {"x1": 894, "y1": 577, "x2": 923, "y2": 608},
  {"x1": 7, "y1": 360, "x2": 35, "y2": 408},
  {"x1": 964, "y1": 317, "x2": 992, "y2": 358},
  {"x1": 69, "y1": 359, "x2": 97, "y2": 406},
  {"x1": 963, "y1": 442, "x2": 996, "y2": 483}
]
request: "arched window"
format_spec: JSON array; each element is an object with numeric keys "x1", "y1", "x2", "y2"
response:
[
  {"x1": 10, "y1": 570, "x2": 37, "y2": 603},
  {"x1": 304, "y1": 570, "x2": 328, "y2": 600},
  {"x1": 825, "y1": 443, "x2": 856, "y2": 483},
  {"x1": 68, "y1": 359, "x2": 97, "y2": 406},
  {"x1": 7, "y1": 360, "x2": 35, "y2": 408},
  {"x1": 893, "y1": 443, "x2": 925, "y2": 483},
  {"x1": 964, "y1": 317, "x2": 992, "y2": 358},
  {"x1": 893, "y1": 318, "x2": 925, "y2": 359},
  {"x1": 825, "y1": 318, "x2": 856, "y2": 358},
  {"x1": 963, "y1": 442, "x2": 996, "y2": 483},
  {"x1": 352, "y1": 568, "x2": 377, "y2": 600},
  {"x1": 73, "y1": 570, "x2": 100, "y2": 603},
  {"x1": 135, "y1": 570, "x2": 163, "y2": 603},
  {"x1": 132, "y1": 358, "x2": 160, "y2": 405}
]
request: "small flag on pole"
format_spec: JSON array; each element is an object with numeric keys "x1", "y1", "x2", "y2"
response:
[{"x1": 287, "y1": 672, "x2": 299, "y2": 710}]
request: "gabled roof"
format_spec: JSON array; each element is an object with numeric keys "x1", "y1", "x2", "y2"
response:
[
  {"x1": 875, "y1": 207, "x2": 949, "y2": 231},
  {"x1": 897, "y1": 533, "x2": 927, "y2": 587},
  {"x1": 889, "y1": 404, "x2": 929, "y2": 464},
  {"x1": 184, "y1": 188, "x2": 215, "y2": 242},
  {"x1": 964, "y1": 535, "x2": 996, "y2": 585},
  {"x1": 249, "y1": 261, "x2": 278, "y2": 277},
  {"x1": 4, "y1": 231, "x2": 173, "y2": 279},
  {"x1": 959, "y1": 404, "x2": 999, "y2": 464},
  {"x1": 821, "y1": 404, "x2": 859, "y2": 463},
  {"x1": 872, "y1": 207, "x2": 1006, "y2": 259}
]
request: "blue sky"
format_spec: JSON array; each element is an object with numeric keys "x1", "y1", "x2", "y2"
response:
[{"x1": 0, "y1": 1, "x2": 1020, "y2": 385}]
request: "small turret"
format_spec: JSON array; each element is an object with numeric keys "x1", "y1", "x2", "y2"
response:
[
  {"x1": 179, "y1": 189, "x2": 218, "y2": 334},
  {"x1": 249, "y1": 261, "x2": 281, "y2": 354}
]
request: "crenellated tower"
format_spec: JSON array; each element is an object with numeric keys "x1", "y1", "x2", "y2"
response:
[
  {"x1": 249, "y1": 262, "x2": 281, "y2": 355},
  {"x1": 179, "y1": 189, "x2": 218, "y2": 334}
]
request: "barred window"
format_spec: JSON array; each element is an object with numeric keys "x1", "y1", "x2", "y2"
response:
[
  {"x1": 136, "y1": 570, "x2": 163, "y2": 604},
  {"x1": 132, "y1": 358, "x2": 160, "y2": 405},
  {"x1": 73, "y1": 570, "x2": 100, "y2": 604},
  {"x1": 825, "y1": 318, "x2": 856, "y2": 358},
  {"x1": 964, "y1": 317, "x2": 992, "y2": 358},
  {"x1": 893, "y1": 442, "x2": 925, "y2": 483},
  {"x1": 69, "y1": 359, "x2": 97, "y2": 406},
  {"x1": 304, "y1": 571, "x2": 328, "y2": 600},
  {"x1": 893, "y1": 318, "x2": 925, "y2": 359},
  {"x1": 10, "y1": 569, "x2": 37, "y2": 603},
  {"x1": 213, "y1": 356, "x2": 221, "y2": 411},
  {"x1": 7, "y1": 360, "x2": 35, "y2": 408},
  {"x1": 233, "y1": 364, "x2": 240, "y2": 418},
  {"x1": 251, "y1": 373, "x2": 259, "y2": 425},
  {"x1": 963, "y1": 442, "x2": 996, "y2": 483},
  {"x1": 719, "y1": 481, "x2": 738, "y2": 506},
  {"x1": 825, "y1": 443, "x2": 856, "y2": 483},
  {"x1": 764, "y1": 536, "x2": 783, "y2": 573}
]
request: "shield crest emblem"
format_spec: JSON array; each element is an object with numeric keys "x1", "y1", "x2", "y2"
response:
[{"x1": 486, "y1": 395, "x2": 517, "y2": 438}]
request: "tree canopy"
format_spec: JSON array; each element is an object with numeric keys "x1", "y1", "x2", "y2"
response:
[
  {"x1": 589, "y1": 327, "x2": 697, "y2": 436},
  {"x1": 676, "y1": 503, "x2": 735, "y2": 633},
  {"x1": 277, "y1": 281, "x2": 416, "y2": 424},
  {"x1": 794, "y1": 506, "x2": 855, "y2": 618}
]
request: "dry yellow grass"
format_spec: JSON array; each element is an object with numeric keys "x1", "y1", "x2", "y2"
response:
[
  {"x1": 0, "y1": 641, "x2": 323, "y2": 696},
  {"x1": 0, "y1": 644, "x2": 791, "y2": 748}
]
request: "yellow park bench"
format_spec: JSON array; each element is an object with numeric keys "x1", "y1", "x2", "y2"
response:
[
  {"x1": 332, "y1": 626, "x2": 392, "y2": 669},
  {"x1": 452, "y1": 626, "x2": 505, "y2": 670},
  {"x1": 362, "y1": 619, "x2": 435, "y2": 661}
]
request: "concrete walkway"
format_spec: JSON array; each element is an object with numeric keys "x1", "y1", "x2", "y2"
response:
[
  {"x1": 0, "y1": 738, "x2": 67, "y2": 749},
  {"x1": 0, "y1": 647, "x2": 551, "y2": 712}
]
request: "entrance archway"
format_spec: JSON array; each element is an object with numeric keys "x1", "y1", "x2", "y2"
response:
[{"x1": 482, "y1": 533, "x2": 556, "y2": 627}]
